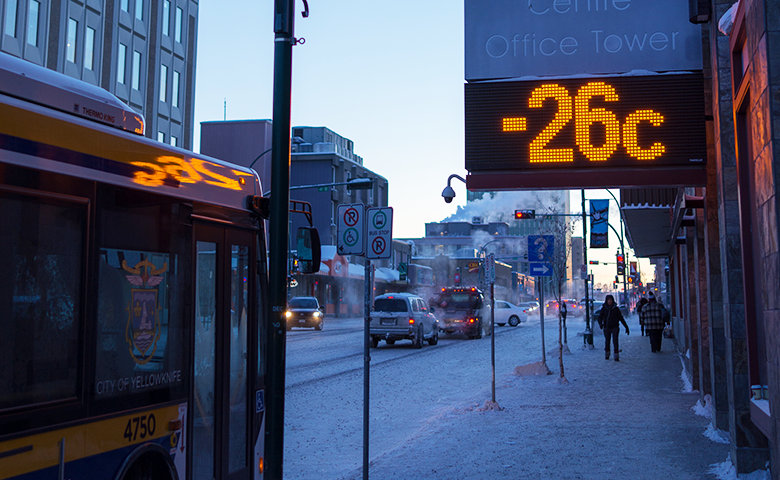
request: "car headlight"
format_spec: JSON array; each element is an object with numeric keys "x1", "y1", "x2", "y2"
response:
[
  {"x1": 285, "y1": 311, "x2": 292, "y2": 318},
  {"x1": 313, "y1": 311, "x2": 321, "y2": 317}
]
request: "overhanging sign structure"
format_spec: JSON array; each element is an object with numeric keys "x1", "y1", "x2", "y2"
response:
[
  {"x1": 465, "y1": 73, "x2": 707, "y2": 189},
  {"x1": 465, "y1": 0, "x2": 702, "y2": 80}
]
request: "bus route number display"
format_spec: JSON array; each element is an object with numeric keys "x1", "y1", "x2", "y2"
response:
[{"x1": 465, "y1": 73, "x2": 706, "y2": 172}]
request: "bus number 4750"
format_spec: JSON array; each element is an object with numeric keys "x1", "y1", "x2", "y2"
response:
[{"x1": 124, "y1": 414, "x2": 157, "y2": 442}]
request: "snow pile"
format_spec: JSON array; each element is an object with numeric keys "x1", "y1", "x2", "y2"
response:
[
  {"x1": 693, "y1": 396, "x2": 714, "y2": 418},
  {"x1": 704, "y1": 423, "x2": 731, "y2": 444},
  {"x1": 679, "y1": 355, "x2": 695, "y2": 392},
  {"x1": 709, "y1": 455, "x2": 770, "y2": 479},
  {"x1": 476, "y1": 400, "x2": 504, "y2": 412},
  {"x1": 513, "y1": 361, "x2": 552, "y2": 376}
]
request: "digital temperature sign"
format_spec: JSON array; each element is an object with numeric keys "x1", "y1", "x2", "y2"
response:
[{"x1": 465, "y1": 73, "x2": 707, "y2": 187}]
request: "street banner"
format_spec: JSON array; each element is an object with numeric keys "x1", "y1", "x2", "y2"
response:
[{"x1": 590, "y1": 200, "x2": 609, "y2": 248}]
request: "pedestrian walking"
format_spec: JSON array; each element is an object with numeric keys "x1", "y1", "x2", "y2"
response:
[
  {"x1": 597, "y1": 294, "x2": 630, "y2": 361},
  {"x1": 640, "y1": 291, "x2": 669, "y2": 353},
  {"x1": 636, "y1": 297, "x2": 649, "y2": 336}
]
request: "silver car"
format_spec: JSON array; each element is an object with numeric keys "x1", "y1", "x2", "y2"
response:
[{"x1": 369, "y1": 293, "x2": 439, "y2": 348}]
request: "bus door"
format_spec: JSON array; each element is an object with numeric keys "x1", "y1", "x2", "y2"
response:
[{"x1": 192, "y1": 223, "x2": 255, "y2": 480}]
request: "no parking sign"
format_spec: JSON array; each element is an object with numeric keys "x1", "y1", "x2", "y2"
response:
[{"x1": 366, "y1": 207, "x2": 393, "y2": 260}]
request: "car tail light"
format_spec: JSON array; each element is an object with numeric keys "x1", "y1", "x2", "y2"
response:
[
  {"x1": 468, "y1": 318, "x2": 476, "y2": 323},
  {"x1": 409, "y1": 318, "x2": 415, "y2": 325}
]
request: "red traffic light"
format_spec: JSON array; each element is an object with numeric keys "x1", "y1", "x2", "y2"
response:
[{"x1": 515, "y1": 209, "x2": 536, "y2": 219}]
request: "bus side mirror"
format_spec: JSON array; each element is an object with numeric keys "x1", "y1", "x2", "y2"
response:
[{"x1": 296, "y1": 227, "x2": 321, "y2": 274}]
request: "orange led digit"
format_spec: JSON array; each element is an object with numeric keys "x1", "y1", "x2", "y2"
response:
[
  {"x1": 502, "y1": 117, "x2": 527, "y2": 132},
  {"x1": 575, "y1": 82, "x2": 620, "y2": 162},
  {"x1": 623, "y1": 110, "x2": 666, "y2": 160},
  {"x1": 528, "y1": 84, "x2": 573, "y2": 163}
]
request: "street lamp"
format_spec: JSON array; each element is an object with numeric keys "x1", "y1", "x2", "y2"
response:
[
  {"x1": 263, "y1": 177, "x2": 375, "y2": 197},
  {"x1": 605, "y1": 189, "x2": 629, "y2": 304}
]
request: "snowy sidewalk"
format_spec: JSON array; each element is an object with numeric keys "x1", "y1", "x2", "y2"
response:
[{"x1": 352, "y1": 321, "x2": 731, "y2": 479}]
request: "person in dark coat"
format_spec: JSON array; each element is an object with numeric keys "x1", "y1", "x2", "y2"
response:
[
  {"x1": 598, "y1": 294, "x2": 630, "y2": 361},
  {"x1": 640, "y1": 292, "x2": 669, "y2": 352},
  {"x1": 636, "y1": 297, "x2": 649, "y2": 336}
]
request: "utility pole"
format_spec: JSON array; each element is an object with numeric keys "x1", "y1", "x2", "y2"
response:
[{"x1": 266, "y1": 0, "x2": 296, "y2": 477}]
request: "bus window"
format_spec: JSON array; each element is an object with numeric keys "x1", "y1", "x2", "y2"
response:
[
  {"x1": 93, "y1": 187, "x2": 190, "y2": 405},
  {"x1": 0, "y1": 193, "x2": 86, "y2": 410}
]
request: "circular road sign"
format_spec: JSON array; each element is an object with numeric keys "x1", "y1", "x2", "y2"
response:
[
  {"x1": 372, "y1": 237, "x2": 387, "y2": 256},
  {"x1": 343, "y1": 207, "x2": 359, "y2": 227}
]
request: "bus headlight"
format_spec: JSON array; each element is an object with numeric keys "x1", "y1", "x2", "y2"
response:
[{"x1": 285, "y1": 311, "x2": 292, "y2": 318}]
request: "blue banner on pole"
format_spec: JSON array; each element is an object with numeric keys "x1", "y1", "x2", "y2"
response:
[{"x1": 590, "y1": 200, "x2": 609, "y2": 248}]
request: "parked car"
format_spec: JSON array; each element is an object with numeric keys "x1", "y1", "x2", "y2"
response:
[
  {"x1": 369, "y1": 293, "x2": 439, "y2": 348},
  {"x1": 286, "y1": 296, "x2": 323, "y2": 330},
  {"x1": 494, "y1": 300, "x2": 528, "y2": 327}
]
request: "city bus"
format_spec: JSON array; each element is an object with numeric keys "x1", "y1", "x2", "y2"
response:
[{"x1": 0, "y1": 53, "x2": 285, "y2": 480}]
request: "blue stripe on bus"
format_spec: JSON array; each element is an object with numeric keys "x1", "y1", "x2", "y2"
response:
[{"x1": 0, "y1": 133, "x2": 181, "y2": 188}]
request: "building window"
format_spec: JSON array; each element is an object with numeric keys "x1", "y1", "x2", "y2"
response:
[
  {"x1": 158, "y1": 131, "x2": 165, "y2": 142},
  {"x1": 171, "y1": 136, "x2": 178, "y2": 147},
  {"x1": 162, "y1": 0, "x2": 170, "y2": 36},
  {"x1": 131, "y1": 50, "x2": 141, "y2": 90},
  {"x1": 117, "y1": 43, "x2": 127, "y2": 84},
  {"x1": 174, "y1": 7, "x2": 182, "y2": 43},
  {"x1": 66, "y1": 18, "x2": 78, "y2": 63},
  {"x1": 159, "y1": 64, "x2": 167, "y2": 102},
  {"x1": 84, "y1": 27, "x2": 95, "y2": 70},
  {"x1": 135, "y1": 0, "x2": 143, "y2": 20},
  {"x1": 4, "y1": 0, "x2": 17, "y2": 37},
  {"x1": 345, "y1": 171, "x2": 352, "y2": 195},
  {"x1": 121, "y1": 0, "x2": 128, "y2": 12},
  {"x1": 26, "y1": 0, "x2": 39, "y2": 47},
  {"x1": 172, "y1": 70, "x2": 179, "y2": 107}
]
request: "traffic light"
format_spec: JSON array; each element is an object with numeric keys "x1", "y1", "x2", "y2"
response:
[
  {"x1": 589, "y1": 260, "x2": 599, "y2": 265},
  {"x1": 515, "y1": 209, "x2": 536, "y2": 219},
  {"x1": 616, "y1": 254, "x2": 625, "y2": 275}
]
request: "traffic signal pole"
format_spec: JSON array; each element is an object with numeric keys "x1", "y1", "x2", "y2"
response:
[{"x1": 266, "y1": 0, "x2": 295, "y2": 477}]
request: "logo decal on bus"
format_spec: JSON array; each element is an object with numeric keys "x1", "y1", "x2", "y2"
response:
[{"x1": 123, "y1": 259, "x2": 168, "y2": 365}]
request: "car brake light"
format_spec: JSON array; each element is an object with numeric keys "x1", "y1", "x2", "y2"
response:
[
  {"x1": 409, "y1": 318, "x2": 415, "y2": 325},
  {"x1": 468, "y1": 318, "x2": 475, "y2": 323}
]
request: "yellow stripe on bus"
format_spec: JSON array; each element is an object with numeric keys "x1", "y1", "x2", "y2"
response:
[
  {"x1": 0, "y1": 100, "x2": 254, "y2": 192},
  {"x1": 0, "y1": 404, "x2": 182, "y2": 480}
]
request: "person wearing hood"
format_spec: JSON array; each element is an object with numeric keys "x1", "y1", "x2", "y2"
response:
[
  {"x1": 598, "y1": 294, "x2": 630, "y2": 361},
  {"x1": 640, "y1": 291, "x2": 669, "y2": 353}
]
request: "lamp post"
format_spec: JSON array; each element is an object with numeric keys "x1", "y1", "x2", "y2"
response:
[{"x1": 605, "y1": 189, "x2": 629, "y2": 305}]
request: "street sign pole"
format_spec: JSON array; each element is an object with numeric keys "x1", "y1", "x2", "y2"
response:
[
  {"x1": 490, "y1": 281, "x2": 496, "y2": 403},
  {"x1": 363, "y1": 261, "x2": 371, "y2": 480},
  {"x1": 539, "y1": 279, "x2": 546, "y2": 366}
]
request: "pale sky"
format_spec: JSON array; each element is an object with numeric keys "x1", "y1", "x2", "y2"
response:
[{"x1": 192, "y1": 1, "x2": 652, "y2": 287}]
